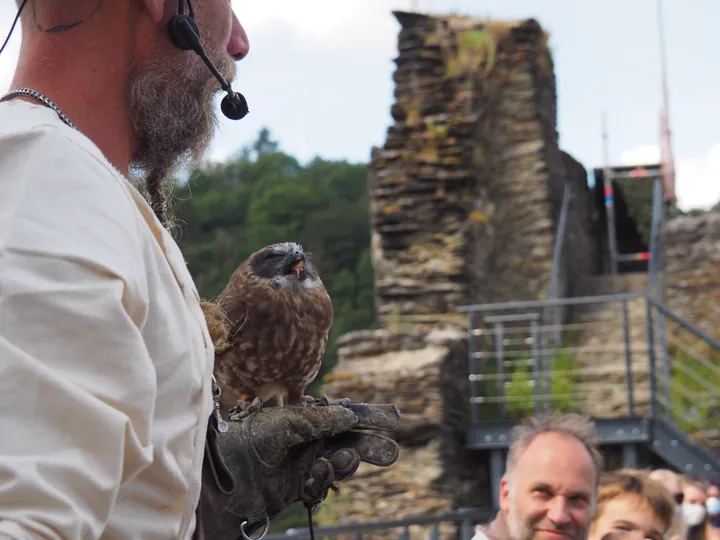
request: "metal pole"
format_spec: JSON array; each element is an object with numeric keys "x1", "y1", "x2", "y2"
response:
[
  {"x1": 647, "y1": 178, "x2": 663, "y2": 298},
  {"x1": 657, "y1": 0, "x2": 677, "y2": 203},
  {"x1": 650, "y1": 178, "x2": 673, "y2": 420},
  {"x1": 658, "y1": 312, "x2": 671, "y2": 421},
  {"x1": 602, "y1": 113, "x2": 618, "y2": 275},
  {"x1": 490, "y1": 450, "x2": 505, "y2": 510},
  {"x1": 494, "y1": 322, "x2": 506, "y2": 419},
  {"x1": 645, "y1": 298, "x2": 659, "y2": 418},
  {"x1": 657, "y1": 0, "x2": 669, "y2": 92},
  {"x1": 622, "y1": 299, "x2": 635, "y2": 416},
  {"x1": 530, "y1": 320, "x2": 541, "y2": 412},
  {"x1": 468, "y1": 312, "x2": 478, "y2": 424}
]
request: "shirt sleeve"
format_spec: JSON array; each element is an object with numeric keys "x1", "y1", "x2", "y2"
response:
[{"x1": 0, "y1": 128, "x2": 158, "y2": 539}]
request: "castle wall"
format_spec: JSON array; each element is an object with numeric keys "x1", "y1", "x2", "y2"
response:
[
  {"x1": 369, "y1": 12, "x2": 567, "y2": 332},
  {"x1": 322, "y1": 12, "x2": 589, "y2": 534},
  {"x1": 665, "y1": 211, "x2": 720, "y2": 340}
]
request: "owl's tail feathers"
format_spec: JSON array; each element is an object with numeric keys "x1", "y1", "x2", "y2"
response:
[{"x1": 199, "y1": 300, "x2": 231, "y2": 355}]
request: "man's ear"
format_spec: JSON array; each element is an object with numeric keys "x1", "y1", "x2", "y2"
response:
[
  {"x1": 499, "y1": 476, "x2": 511, "y2": 513},
  {"x1": 138, "y1": 0, "x2": 167, "y2": 24}
]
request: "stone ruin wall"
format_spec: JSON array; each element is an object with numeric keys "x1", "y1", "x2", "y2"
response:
[
  {"x1": 370, "y1": 12, "x2": 561, "y2": 332},
  {"x1": 664, "y1": 209, "x2": 720, "y2": 342},
  {"x1": 317, "y1": 10, "x2": 720, "y2": 533},
  {"x1": 663, "y1": 208, "x2": 720, "y2": 451},
  {"x1": 320, "y1": 11, "x2": 600, "y2": 536}
]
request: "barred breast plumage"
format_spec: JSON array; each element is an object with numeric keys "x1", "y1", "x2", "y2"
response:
[{"x1": 213, "y1": 242, "x2": 333, "y2": 413}]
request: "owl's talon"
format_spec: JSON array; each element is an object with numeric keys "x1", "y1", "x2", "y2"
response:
[
  {"x1": 228, "y1": 397, "x2": 264, "y2": 421},
  {"x1": 321, "y1": 395, "x2": 352, "y2": 408},
  {"x1": 300, "y1": 395, "x2": 316, "y2": 406}
]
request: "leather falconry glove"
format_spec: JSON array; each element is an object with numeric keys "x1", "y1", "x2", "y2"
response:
[{"x1": 197, "y1": 397, "x2": 401, "y2": 540}]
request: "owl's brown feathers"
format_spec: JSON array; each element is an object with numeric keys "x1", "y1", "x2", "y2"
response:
[{"x1": 213, "y1": 242, "x2": 333, "y2": 413}]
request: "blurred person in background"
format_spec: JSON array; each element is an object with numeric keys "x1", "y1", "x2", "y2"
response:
[
  {"x1": 587, "y1": 469, "x2": 675, "y2": 540},
  {"x1": 683, "y1": 479, "x2": 709, "y2": 540},
  {"x1": 471, "y1": 413, "x2": 602, "y2": 540},
  {"x1": 650, "y1": 468, "x2": 688, "y2": 540},
  {"x1": 706, "y1": 484, "x2": 720, "y2": 540}
]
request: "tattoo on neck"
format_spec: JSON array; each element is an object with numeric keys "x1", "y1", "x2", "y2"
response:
[{"x1": 31, "y1": 0, "x2": 104, "y2": 33}]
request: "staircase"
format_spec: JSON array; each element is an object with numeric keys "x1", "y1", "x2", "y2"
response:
[
  {"x1": 460, "y1": 176, "x2": 720, "y2": 507},
  {"x1": 572, "y1": 273, "x2": 652, "y2": 417},
  {"x1": 461, "y1": 289, "x2": 720, "y2": 510}
]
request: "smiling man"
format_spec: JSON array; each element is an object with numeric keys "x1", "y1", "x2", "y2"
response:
[
  {"x1": 0, "y1": 1, "x2": 399, "y2": 539},
  {"x1": 474, "y1": 413, "x2": 603, "y2": 540}
]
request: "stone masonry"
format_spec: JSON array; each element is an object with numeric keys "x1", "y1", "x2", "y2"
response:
[
  {"x1": 368, "y1": 11, "x2": 578, "y2": 332},
  {"x1": 319, "y1": 10, "x2": 600, "y2": 536}
]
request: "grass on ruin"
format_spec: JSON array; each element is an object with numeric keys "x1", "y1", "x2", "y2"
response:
[{"x1": 666, "y1": 343, "x2": 720, "y2": 433}]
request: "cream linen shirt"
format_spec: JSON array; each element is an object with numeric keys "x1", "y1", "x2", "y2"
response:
[{"x1": 0, "y1": 100, "x2": 216, "y2": 539}]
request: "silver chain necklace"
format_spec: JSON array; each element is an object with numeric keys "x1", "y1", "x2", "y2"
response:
[
  {"x1": 0, "y1": 87, "x2": 130, "y2": 181},
  {"x1": 0, "y1": 86, "x2": 229, "y2": 432}
]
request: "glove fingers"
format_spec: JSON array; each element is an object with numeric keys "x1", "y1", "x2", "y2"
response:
[
  {"x1": 248, "y1": 406, "x2": 359, "y2": 454},
  {"x1": 326, "y1": 431, "x2": 400, "y2": 470},
  {"x1": 302, "y1": 457, "x2": 336, "y2": 504},
  {"x1": 340, "y1": 403, "x2": 401, "y2": 431},
  {"x1": 327, "y1": 448, "x2": 361, "y2": 479}
]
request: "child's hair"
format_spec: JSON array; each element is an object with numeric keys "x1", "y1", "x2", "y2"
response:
[{"x1": 595, "y1": 470, "x2": 675, "y2": 533}]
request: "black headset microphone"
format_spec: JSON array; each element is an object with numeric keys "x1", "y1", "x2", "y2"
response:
[
  {"x1": 0, "y1": 0, "x2": 249, "y2": 121},
  {"x1": 167, "y1": 0, "x2": 249, "y2": 121}
]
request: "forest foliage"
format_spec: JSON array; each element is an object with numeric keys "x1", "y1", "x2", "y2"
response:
[{"x1": 171, "y1": 127, "x2": 378, "y2": 386}]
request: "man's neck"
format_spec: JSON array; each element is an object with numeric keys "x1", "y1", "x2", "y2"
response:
[
  {"x1": 10, "y1": 62, "x2": 133, "y2": 176},
  {"x1": 8, "y1": 6, "x2": 143, "y2": 177},
  {"x1": 484, "y1": 510, "x2": 512, "y2": 540}
]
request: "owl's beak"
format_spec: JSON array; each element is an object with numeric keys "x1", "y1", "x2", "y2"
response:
[{"x1": 292, "y1": 259, "x2": 304, "y2": 278}]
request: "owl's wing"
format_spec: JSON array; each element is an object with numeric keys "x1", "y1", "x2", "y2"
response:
[{"x1": 216, "y1": 292, "x2": 249, "y2": 349}]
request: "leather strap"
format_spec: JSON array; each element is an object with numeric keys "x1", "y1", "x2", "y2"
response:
[{"x1": 192, "y1": 414, "x2": 239, "y2": 539}]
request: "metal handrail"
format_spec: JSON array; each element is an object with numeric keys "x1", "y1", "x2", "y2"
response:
[
  {"x1": 459, "y1": 290, "x2": 719, "y2": 427},
  {"x1": 666, "y1": 334, "x2": 720, "y2": 378},
  {"x1": 458, "y1": 292, "x2": 641, "y2": 313},
  {"x1": 545, "y1": 182, "x2": 571, "y2": 303},
  {"x1": 265, "y1": 507, "x2": 493, "y2": 539},
  {"x1": 648, "y1": 297, "x2": 720, "y2": 350}
]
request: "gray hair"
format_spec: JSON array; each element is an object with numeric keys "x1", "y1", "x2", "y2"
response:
[{"x1": 505, "y1": 412, "x2": 604, "y2": 486}]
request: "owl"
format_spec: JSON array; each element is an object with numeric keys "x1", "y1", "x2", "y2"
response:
[{"x1": 213, "y1": 242, "x2": 334, "y2": 417}]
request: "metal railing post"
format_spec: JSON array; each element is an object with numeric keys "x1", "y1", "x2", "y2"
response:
[
  {"x1": 603, "y1": 167, "x2": 618, "y2": 275},
  {"x1": 621, "y1": 299, "x2": 635, "y2": 415},
  {"x1": 658, "y1": 312, "x2": 672, "y2": 422},
  {"x1": 459, "y1": 517, "x2": 472, "y2": 540},
  {"x1": 530, "y1": 319, "x2": 541, "y2": 412},
  {"x1": 468, "y1": 311, "x2": 478, "y2": 424},
  {"x1": 645, "y1": 297, "x2": 659, "y2": 418},
  {"x1": 494, "y1": 322, "x2": 506, "y2": 419}
]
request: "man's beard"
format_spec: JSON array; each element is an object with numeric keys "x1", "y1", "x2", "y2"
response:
[
  {"x1": 505, "y1": 492, "x2": 589, "y2": 540},
  {"x1": 507, "y1": 495, "x2": 536, "y2": 540},
  {"x1": 127, "y1": 44, "x2": 236, "y2": 209}
]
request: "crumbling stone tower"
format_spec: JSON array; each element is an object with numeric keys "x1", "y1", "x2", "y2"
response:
[
  {"x1": 320, "y1": 11, "x2": 598, "y2": 534},
  {"x1": 367, "y1": 11, "x2": 596, "y2": 333}
]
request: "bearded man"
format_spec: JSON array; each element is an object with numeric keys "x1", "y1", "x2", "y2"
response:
[
  {"x1": 0, "y1": 2, "x2": 400, "y2": 539},
  {"x1": 473, "y1": 413, "x2": 602, "y2": 540}
]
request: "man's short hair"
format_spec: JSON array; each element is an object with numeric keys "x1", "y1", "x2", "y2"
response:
[
  {"x1": 505, "y1": 412, "x2": 604, "y2": 484},
  {"x1": 595, "y1": 470, "x2": 675, "y2": 532}
]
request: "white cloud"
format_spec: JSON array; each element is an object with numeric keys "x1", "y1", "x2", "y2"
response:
[
  {"x1": 232, "y1": 0, "x2": 404, "y2": 54},
  {"x1": 620, "y1": 144, "x2": 720, "y2": 211},
  {"x1": 619, "y1": 145, "x2": 660, "y2": 166}
]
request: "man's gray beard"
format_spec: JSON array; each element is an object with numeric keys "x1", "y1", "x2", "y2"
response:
[
  {"x1": 507, "y1": 494, "x2": 535, "y2": 540},
  {"x1": 127, "y1": 46, "x2": 236, "y2": 196},
  {"x1": 506, "y1": 492, "x2": 590, "y2": 540}
]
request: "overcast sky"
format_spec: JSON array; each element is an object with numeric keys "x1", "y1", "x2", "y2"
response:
[{"x1": 1, "y1": 0, "x2": 718, "y2": 210}]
